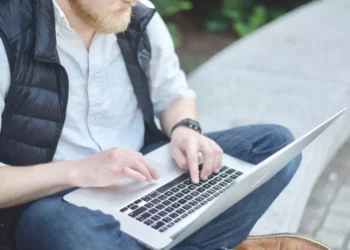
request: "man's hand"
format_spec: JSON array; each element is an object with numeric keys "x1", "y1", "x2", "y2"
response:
[
  {"x1": 170, "y1": 127, "x2": 224, "y2": 184},
  {"x1": 70, "y1": 148, "x2": 159, "y2": 188}
]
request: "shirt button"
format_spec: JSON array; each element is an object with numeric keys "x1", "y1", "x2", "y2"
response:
[{"x1": 89, "y1": 78, "x2": 95, "y2": 85}]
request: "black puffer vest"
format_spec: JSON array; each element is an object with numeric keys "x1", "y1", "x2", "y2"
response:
[{"x1": 0, "y1": 0, "x2": 167, "y2": 248}]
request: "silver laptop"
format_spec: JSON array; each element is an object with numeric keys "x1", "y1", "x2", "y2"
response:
[{"x1": 64, "y1": 108, "x2": 347, "y2": 250}]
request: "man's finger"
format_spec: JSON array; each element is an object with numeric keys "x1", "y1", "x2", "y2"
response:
[
  {"x1": 130, "y1": 161, "x2": 154, "y2": 182},
  {"x1": 138, "y1": 157, "x2": 159, "y2": 180},
  {"x1": 200, "y1": 142, "x2": 215, "y2": 180},
  {"x1": 209, "y1": 141, "x2": 224, "y2": 173},
  {"x1": 120, "y1": 167, "x2": 147, "y2": 182},
  {"x1": 172, "y1": 147, "x2": 188, "y2": 170},
  {"x1": 185, "y1": 138, "x2": 199, "y2": 184}
]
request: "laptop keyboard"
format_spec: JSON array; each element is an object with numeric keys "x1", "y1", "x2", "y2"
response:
[{"x1": 119, "y1": 165, "x2": 243, "y2": 233}]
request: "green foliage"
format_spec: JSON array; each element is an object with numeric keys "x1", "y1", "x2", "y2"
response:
[
  {"x1": 152, "y1": 0, "x2": 193, "y2": 17},
  {"x1": 151, "y1": 0, "x2": 309, "y2": 42},
  {"x1": 151, "y1": 0, "x2": 193, "y2": 47}
]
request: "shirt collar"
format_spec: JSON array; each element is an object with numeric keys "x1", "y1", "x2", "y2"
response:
[{"x1": 52, "y1": 0, "x2": 74, "y2": 34}]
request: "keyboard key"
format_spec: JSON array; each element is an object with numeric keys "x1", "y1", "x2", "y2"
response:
[
  {"x1": 213, "y1": 193, "x2": 220, "y2": 197},
  {"x1": 236, "y1": 171, "x2": 243, "y2": 176},
  {"x1": 175, "y1": 193, "x2": 184, "y2": 198},
  {"x1": 194, "y1": 204, "x2": 202, "y2": 210},
  {"x1": 134, "y1": 199, "x2": 142, "y2": 204},
  {"x1": 174, "y1": 218, "x2": 182, "y2": 223},
  {"x1": 128, "y1": 207, "x2": 147, "y2": 218},
  {"x1": 151, "y1": 198, "x2": 161, "y2": 204},
  {"x1": 184, "y1": 195, "x2": 193, "y2": 201},
  {"x1": 183, "y1": 204, "x2": 192, "y2": 210},
  {"x1": 162, "y1": 200, "x2": 171, "y2": 206},
  {"x1": 169, "y1": 213, "x2": 179, "y2": 219},
  {"x1": 136, "y1": 212, "x2": 151, "y2": 222},
  {"x1": 213, "y1": 185, "x2": 222, "y2": 190},
  {"x1": 167, "y1": 222, "x2": 175, "y2": 228},
  {"x1": 169, "y1": 196, "x2": 178, "y2": 202},
  {"x1": 209, "y1": 180, "x2": 217, "y2": 185},
  {"x1": 171, "y1": 203, "x2": 181, "y2": 209},
  {"x1": 187, "y1": 185, "x2": 197, "y2": 190},
  {"x1": 149, "y1": 208, "x2": 158, "y2": 214},
  {"x1": 157, "y1": 174, "x2": 189, "y2": 193},
  {"x1": 181, "y1": 189, "x2": 191, "y2": 194},
  {"x1": 177, "y1": 199, "x2": 187, "y2": 205},
  {"x1": 162, "y1": 217, "x2": 172, "y2": 223},
  {"x1": 224, "y1": 179, "x2": 232, "y2": 183},
  {"x1": 158, "y1": 211, "x2": 167, "y2": 217},
  {"x1": 144, "y1": 203, "x2": 154, "y2": 209},
  {"x1": 155, "y1": 204, "x2": 165, "y2": 210},
  {"x1": 207, "y1": 196, "x2": 214, "y2": 201},
  {"x1": 159, "y1": 227, "x2": 168, "y2": 233},
  {"x1": 231, "y1": 175, "x2": 238, "y2": 179},
  {"x1": 184, "y1": 180, "x2": 192, "y2": 185},
  {"x1": 202, "y1": 184, "x2": 211, "y2": 189},
  {"x1": 141, "y1": 196, "x2": 152, "y2": 202},
  {"x1": 120, "y1": 207, "x2": 128, "y2": 212},
  {"x1": 219, "y1": 182, "x2": 227, "y2": 187},
  {"x1": 152, "y1": 221, "x2": 165, "y2": 230},
  {"x1": 220, "y1": 189, "x2": 226, "y2": 194},
  {"x1": 175, "y1": 208, "x2": 186, "y2": 214},
  {"x1": 144, "y1": 219, "x2": 154, "y2": 226},
  {"x1": 181, "y1": 213, "x2": 188, "y2": 219},
  {"x1": 188, "y1": 209, "x2": 195, "y2": 214},
  {"x1": 196, "y1": 187, "x2": 206, "y2": 193},
  {"x1": 195, "y1": 197, "x2": 205, "y2": 203},
  {"x1": 190, "y1": 191, "x2": 200, "y2": 197},
  {"x1": 225, "y1": 169, "x2": 235, "y2": 175},
  {"x1": 127, "y1": 203, "x2": 135, "y2": 209},
  {"x1": 208, "y1": 175, "x2": 215, "y2": 179},
  {"x1": 220, "y1": 166, "x2": 229, "y2": 172},
  {"x1": 189, "y1": 200, "x2": 198, "y2": 206},
  {"x1": 165, "y1": 207, "x2": 175, "y2": 213},
  {"x1": 130, "y1": 205, "x2": 138, "y2": 210},
  {"x1": 220, "y1": 173, "x2": 228, "y2": 178},
  {"x1": 149, "y1": 191, "x2": 160, "y2": 198},
  {"x1": 201, "y1": 200, "x2": 208, "y2": 206},
  {"x1": 151, "y1": 215, "x2": 161, "y2": 221},
  {"x1": 158, "y1": 195, "x2": 167, "y2": 200},
  {"x1": 214, "y1": 177, "x2": 223, "y2": 182},
  {"x1": 178, "y1": 184, "x2": 186, "y2": 189},
  {"x1": 170, "y1": 187, "x2": 180, "y2": 193},
  {"x1": 201, "y1": 192, "x2": 211, "y2": 198},
  {"x1": 165, "y1": 191, "x2": 174, "y2": 196},
  {"x1": 207, "y1": 189, "x2": 216, "y2": 194}
]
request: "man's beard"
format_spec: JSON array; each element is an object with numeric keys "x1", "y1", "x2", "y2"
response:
[{"x1": 68, "y1": 0, "x2": 135, "y2": 34}]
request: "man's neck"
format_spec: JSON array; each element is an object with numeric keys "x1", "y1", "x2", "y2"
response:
[{"x1": 55, "y1": 0, "x2": 95, "y2": 50}]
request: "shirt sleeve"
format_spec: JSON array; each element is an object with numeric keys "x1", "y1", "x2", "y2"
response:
[
  {"x1": 0, "y1": 37, "x2": 11, "y2": 167},
  {"x1": 147, "y1": 12, "x2": 196, "y2": 118}
]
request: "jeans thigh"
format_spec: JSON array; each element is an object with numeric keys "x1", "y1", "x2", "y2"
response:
[{"x1": 15, "y1": 193, "x2": 146, "y2": 250}]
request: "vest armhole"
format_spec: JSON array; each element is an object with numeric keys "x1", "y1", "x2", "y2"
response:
[{"x1": 0, "y1": 29, "x2": 14, "y2": 76}]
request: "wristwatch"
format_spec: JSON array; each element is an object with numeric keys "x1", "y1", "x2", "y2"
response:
[{"x1": 170, "y1": 118, "x2": 202, "y2": 135}]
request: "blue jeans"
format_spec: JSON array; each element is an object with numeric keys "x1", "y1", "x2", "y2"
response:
[{"x1": 15, "y1": 125, "x2": 302, "y2": 250}]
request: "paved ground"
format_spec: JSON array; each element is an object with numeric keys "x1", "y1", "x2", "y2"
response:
[{"x1": 298, "y1": 139, "x2": 350, "y2": 250}]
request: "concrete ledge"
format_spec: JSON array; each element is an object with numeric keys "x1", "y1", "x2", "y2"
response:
[{"x1": 188, "y1": 0, "x2": 350, "y2": 233}]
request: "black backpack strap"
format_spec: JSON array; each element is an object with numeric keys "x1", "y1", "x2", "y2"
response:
[{"x1": 117, "y1": 31, "x2": 168, "y2": 146}]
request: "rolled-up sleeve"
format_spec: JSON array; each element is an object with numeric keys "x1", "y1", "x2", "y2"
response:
[
  {"x1": 147, "y1": 12, "x2": 196, "y2": 118},
  {"x1": 0, "y1": 37, "x2": 11, "y2": 167}
]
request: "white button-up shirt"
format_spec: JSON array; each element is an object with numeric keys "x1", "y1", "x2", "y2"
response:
[{"x1": 0, "y1": 0, "x2": 195, "y2": 166}]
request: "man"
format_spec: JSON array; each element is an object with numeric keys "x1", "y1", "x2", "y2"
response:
[{"x1": 0, "y1": 0, "x2": 302, "y2": 249}]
